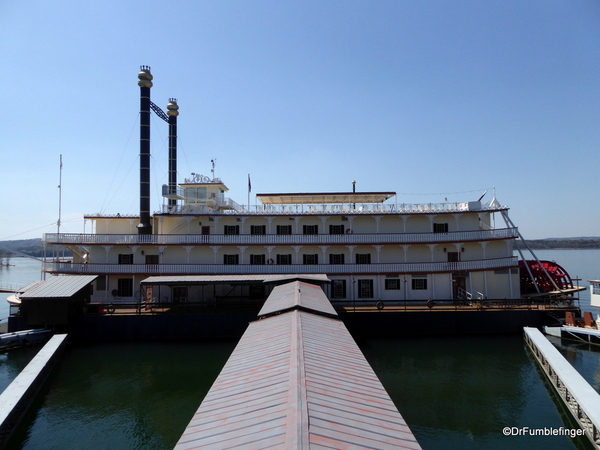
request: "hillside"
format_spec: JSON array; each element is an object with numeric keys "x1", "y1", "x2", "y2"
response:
[
  {"x1": 0, "y1": 238, "x2": 72, "y2": 258},
  {"x1": 514, "y1": 238, "x2": 600, "y2": 250}
]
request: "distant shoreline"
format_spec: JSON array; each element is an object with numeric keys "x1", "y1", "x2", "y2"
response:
[{"x1": 515, "y1": 239, "x2": 600, "y2": 250}]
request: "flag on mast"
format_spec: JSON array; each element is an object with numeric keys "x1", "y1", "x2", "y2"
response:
[{"x1": 248, "y1": 174, "x2": 251, "y2": 193}]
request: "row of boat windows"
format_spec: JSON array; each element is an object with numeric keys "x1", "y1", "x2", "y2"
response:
[
  {"x1": 117, "y1": 252, "x2": 462, "y2": 265},
  {"x1": 220, "y1": 223, "x2": 450, "y2": 235},
  {"x1": 101, "y1": 277, "x2": 428, "y2": 298},
  {"x1": 331, "y1": 278, "x2": 427, "y2": 298},
  {"x1": 222, "y1": 254, "x2": 374, "y2": 265}
]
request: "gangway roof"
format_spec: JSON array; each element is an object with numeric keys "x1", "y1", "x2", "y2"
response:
[
  {"x1": 258, "y1": 280, "x2": 338, "y2": 318},
  {"x1": 175, "y1": 280, "x2": 421, "y2": 450},
  {"x1": 257, "y1": 191, "x2": 396, "y2": 205}
]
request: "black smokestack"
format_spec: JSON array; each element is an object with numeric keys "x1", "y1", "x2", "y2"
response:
[
  {"x1": 138, "y1": 66, "x2": 153, "y2": 235},
  {"x1": 167, "y1": 98, "x2": 179, "y2": 210}
]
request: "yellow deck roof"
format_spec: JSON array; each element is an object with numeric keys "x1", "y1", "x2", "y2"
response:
[{"x1": 257, "y1": 192, "x2": 396, "y2": 205}]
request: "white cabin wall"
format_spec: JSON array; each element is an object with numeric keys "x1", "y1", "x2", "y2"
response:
[
  {"x1": 460, "y1": 214, "x2": 481, "y2": 230},
  {"x1": 469, "y1": 271, "x2": 485, "y2": 297},
  {"x1": 378, "y1": 246, "x2": 401, "y2": 263},
  {"x1": 406, "y1": 245, "x2": 432, "y2": 263},
  {"x1": 485, "y1": 268, "x2": 519, "y2": 299},
  {"x1": 405, "y1": 216, "x2": 430, "y2": 233},
  {"x1": 161, "y1": 247, "x2": 189, "y2": 263},
  {"x1": 161, "y1": 216, "x2": 193, "y2": 234},
  {"x1": 432, "y1": 273, "x2": 452, "y2": 299},
  {"x1": 377, "y1": 216, "x2": 402, "y2": 233},
  {"x1": 485, "y1": 241, "x2": 511, "y2": 259},
  {"x1": 93, "y1": 218, "x2": 138, "y2": 234}
]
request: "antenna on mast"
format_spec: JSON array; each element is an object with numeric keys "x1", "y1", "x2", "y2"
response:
[
  {"x1": 57, "y1": 154, "x2": 63, "y2": 235},
  {"x1": 211, "y1": 159, "x2": 216, "y2": 180}
]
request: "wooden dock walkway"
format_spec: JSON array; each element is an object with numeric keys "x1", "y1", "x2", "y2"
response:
[{"x1": 175, "y1": 280, "x2": 422, "y2": 450}]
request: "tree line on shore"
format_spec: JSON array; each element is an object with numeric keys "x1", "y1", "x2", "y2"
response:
[
  {"x1": 0, "y1": 239, "x2": 72, "y2": 258},
  {"x1": 514, "y1": 238, "x2": 600, "y2": 250}
]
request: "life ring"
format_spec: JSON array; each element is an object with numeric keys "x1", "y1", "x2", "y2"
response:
[
  {"x1": 346, "y1": 229, "x2": 353, "y2": 234},
  {"x1": 376, "y1": 301, "x2": 384, "y2": 310},
  {"x1": 267, "y1": 259, "x2": 274, "y2": 265},
  {"x1": 111, "y1": 289, "x2": 118, "y2": 297},
  {"x1": 106, "y1": 304, "x2": 115, "y2": 314}
]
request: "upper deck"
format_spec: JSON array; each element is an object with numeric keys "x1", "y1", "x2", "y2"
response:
[{"x1": 85, "y1": 199, "x2": 507, "y2": 219}]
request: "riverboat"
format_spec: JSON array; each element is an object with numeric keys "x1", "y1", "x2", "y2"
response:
[{"x1": 39, "y1": 67, "x2": 582, "y2": 311}]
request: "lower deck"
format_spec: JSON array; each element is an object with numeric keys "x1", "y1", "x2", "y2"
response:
[{"x1": 8, "y1": 303, "x2": 578, "y2": 341}]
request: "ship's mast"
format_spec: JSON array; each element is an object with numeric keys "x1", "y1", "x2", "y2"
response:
[{"x1": 57, "y1": 154, "x2": 62, "y2": 235}]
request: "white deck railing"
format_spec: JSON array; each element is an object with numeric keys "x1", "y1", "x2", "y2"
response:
[
  {"x1": 89, "y1": 200, "x2": 508, "y2": 217},
  {"x1": 44, "y1": 227, "x2": 518, "y2": 246},
  {"x1": 172, "y1": 201, "x2": 507, "y2": 214},
  {"x1": 42, "y1": 256, "x2": 518, "y2": 275}
]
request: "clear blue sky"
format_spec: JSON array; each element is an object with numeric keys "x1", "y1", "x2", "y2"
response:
[{"x1": 1, "y1": 0, "x2": 599, "y2": 240}]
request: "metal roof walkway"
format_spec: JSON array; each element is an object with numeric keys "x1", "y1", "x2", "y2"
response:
[{"x1": 174, "y1": 279, "x2": 422, "y2": 450}]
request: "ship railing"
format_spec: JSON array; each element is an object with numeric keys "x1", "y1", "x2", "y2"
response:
[
  {"x1": 43, "y1": 227, "x2": 519, "y2": 246},
  {"x1": 344, "y1": 297, "x2": 556, "y2": 312},
  {"x1": 158, "y1": 200, "x2": 507, "y2": 215},
  {"x1": 161, "y1": 197, "x2": 243, "y2": 214},
  {"x1": 82, "y1": 300, "x2": 261, "y2": 316},
  {"x1": 79, "y1": 296, "x2": 566, "y2": 316},
  {"x1": 457, "y1": 287, "x2": 472, "y2": 300},
  {"x1": 42, "y1": 256, "x2": 518, "y2": 275}
]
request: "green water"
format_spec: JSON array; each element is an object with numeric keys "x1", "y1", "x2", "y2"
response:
[
  {"x1": 5, "y1": 341, "x2": 237, "y2": 450},
  {"x1": 4, "y1": 335, "x2": 596, "y2": 450},
  {"x1": 3, "y1": 250, "x2": 600, "y2": 449},
  {"x1": 360, "y1": 334, "x2": 594, "y2": 450},
  {"x1": 0, "y1": 346, "x2": 41, "y2": 393}
]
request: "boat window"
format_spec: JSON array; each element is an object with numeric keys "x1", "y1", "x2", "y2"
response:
[{"x1": 358, "y1": 279, "x2": 374, "y2": 298}]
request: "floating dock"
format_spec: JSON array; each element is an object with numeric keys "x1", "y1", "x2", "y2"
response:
[
  {"x1": 175, "y1": 280, "x2": 422, "y2": 450},
  {"x1": 545, "y1": 325, "x2": 600, "y2": 345},
  {"x1": 524, "y1": 327, "x2": 600, "y2": 449},
  {"x1": 0, "y1": 334, "x2": 67, "y2": 449},
  {"x1": 544, "y1": 311, "x2": 600, "y2": 345}
]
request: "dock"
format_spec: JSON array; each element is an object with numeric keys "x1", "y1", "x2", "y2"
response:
[
  {"x1": 0, "y1": 283, "x2": 22, "y2": 293},
  {"x1": 175, "y1": 280, "x2": 422, "y2": 450},
  {"x1": 545, "y1": 325, "x2": 600, "y2": 345},
  {"x1": 0, "y1": 334, "x2": 67, "y2": 449},
  {"x1": 524, "y1": 327, "x2": 600, "y2": 449}
]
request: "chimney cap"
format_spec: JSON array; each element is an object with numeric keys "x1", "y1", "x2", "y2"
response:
[
  {"x1": 138, "y1": 66, "x2": 153, "y2": 88},
  {"x1": 167, "y1": 98, "x2": 179, "y2": 116}
]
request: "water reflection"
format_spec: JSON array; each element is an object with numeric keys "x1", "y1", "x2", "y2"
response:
[
  {"x1": 6, "y1": 341, "x2": 237, "y2": 450},
  {"x1": 0, "y1": 346, "x2": 40, "y2": 393},
  {"x1": 547, "y1": 335, "x2": 600, "y2": 394},
  {"x1": 359, "y1": 335, "x2": 589, "y2": 450},
  {"x1": 2, "y1": 335, "x2": 596, "y2": 450}
]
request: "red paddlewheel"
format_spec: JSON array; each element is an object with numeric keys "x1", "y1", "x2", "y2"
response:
[{"x1": 519, "y1": 260, "x2": 574, "y2": 294}]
